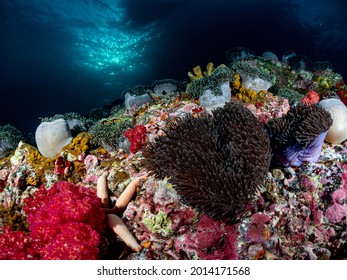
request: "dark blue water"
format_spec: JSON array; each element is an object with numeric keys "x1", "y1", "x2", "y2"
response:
[{"x1": 1, "y1": 0, "x2": 347, "y2": 134}]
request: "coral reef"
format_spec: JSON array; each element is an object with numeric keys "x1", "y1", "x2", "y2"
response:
[
  {"x1": 143, "y1": 102, "x2": 271, "y2": 220},
  {"x1": 152, "y1": 79, "x2": 180, "y2": 96},
  {"x1": 230, "y1": 58, "x2": 276, "y2": 92},
  {"x1": 174, "y1": 214, "x2": 238, "y2": 260},
  {"x1": 124, "y1": 92, "x2": 153, "y2": 110},
  {"x1": 0, "y1": 201, "x2": 29, "y2": 232},
  {"x1": 301, "y1": 90, "x2": 320, "y2": 105},
  {"x1": 122, "y1": 84, "x2": 154, "y2": 110},
  {"x1": 275, "y1": 88, "x2": 303, "y2": 105},
  {"x1": 0, "y1": 226, "x2": 40, "y2": 260},
  {"x1": 1, "y1": 49, "x2": 347, "y2": 260},
  {"x1": 39, "y1": 112, "x2": 91, "y2": 132},
  {"x1": 123, "y1": 177, "x2": 199, "y2": 259},
  {"x1": 336, "y1": 80, "x2": 347, "y2": 105},
  {"x1": 238, "y1": 148, "x2": 347, "y2": 260},
  {"x1": 231, "y1": 73, "x2": 269, "y2": 104},
  {"x1": 244, "y1": 93, "x2": 290, "y2": 123}
]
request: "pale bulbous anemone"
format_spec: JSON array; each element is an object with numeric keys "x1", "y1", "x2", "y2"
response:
[{"x1": 142, "y1": 102, "x2": 272, "y2": 220}]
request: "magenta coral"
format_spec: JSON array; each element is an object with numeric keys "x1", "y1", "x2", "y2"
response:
[
  {"x1": 23, "y1": 181, "x2": 106, "y2": 259},
  {"x1": 0, "y1": 226, "x2": 40, "y2": 260},
  {"x1": 40, "y1": 222, "x2": 102, "y2": 260},
  {"x1": 124, "y1": 124, "x2": 147, "y2": 153}
]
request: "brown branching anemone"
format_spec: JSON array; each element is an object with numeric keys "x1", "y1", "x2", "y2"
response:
[
  {"x1": 264, "y1": 103, "x2": 332, "y2": 167},
  {"x1": 142, "y1": 102, "x2": 271, "y2": 220}
]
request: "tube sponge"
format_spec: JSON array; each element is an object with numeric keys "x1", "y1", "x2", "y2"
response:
[{"x1": 142, "y1": 102, "x2": 271, "y2": 220}]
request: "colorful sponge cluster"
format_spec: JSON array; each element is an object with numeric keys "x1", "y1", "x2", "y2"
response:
[{"x1": 124, "y1": 124, "x2": 147, "y2": 153}]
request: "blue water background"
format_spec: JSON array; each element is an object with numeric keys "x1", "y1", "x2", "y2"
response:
[{"x1": 1, "y1": 0, "x2": 347, "y2": 133}]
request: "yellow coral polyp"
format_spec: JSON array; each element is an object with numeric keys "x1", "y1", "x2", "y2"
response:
[{"x1": 17, "y1": 142, "x2": 55, "y2": 184}]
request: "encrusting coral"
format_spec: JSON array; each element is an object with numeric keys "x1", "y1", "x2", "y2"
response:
[
  {"x1": 264, "y1": 103, "x2": 333, "y2": 167},
  {"x1": 143, "y1": 101, "x2": 271, "y2": 220},
  {"x1": 231, "y1": 73, "x2": 269, "y2": 104}
]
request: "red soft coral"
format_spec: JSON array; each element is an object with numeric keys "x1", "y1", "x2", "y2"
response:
[
  {"x1": 40, "y1": 222, "x2": 101, "y2": 260},
  {"x1": 21, "y1": 181, "x2": 106, "y2": 259},
  {"x1": 0, "y1": 226, "x2": 40, "y2": 260},
  {"x1": 124, "y1": 124, "x2": 147, "y2": 153},
  {"x1": 301, "y1": 90, "x2": 319, "y2": 105}
]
